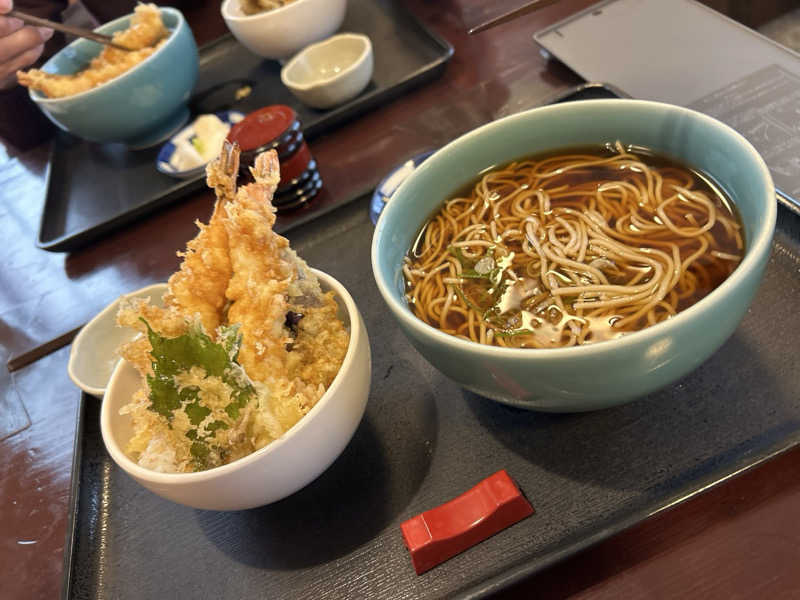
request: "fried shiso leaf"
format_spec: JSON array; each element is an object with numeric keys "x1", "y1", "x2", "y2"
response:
[{"x1": 142, "y1": 319, "x2": 254, "y2": 468}]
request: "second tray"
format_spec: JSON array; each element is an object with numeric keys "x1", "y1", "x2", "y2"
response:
[{"x1": 37, "y1": 0, "x2": 452, "y2": 253}]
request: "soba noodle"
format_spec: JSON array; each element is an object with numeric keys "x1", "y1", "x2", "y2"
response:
[{"x1": 403, "y1": 143, "x2": 744, "y2": 348}]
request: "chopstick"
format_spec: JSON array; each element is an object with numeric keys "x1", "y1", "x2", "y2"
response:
[
  {"x1": 468, "y1": 0, "x2": 562, "y2": 35},
  {"x1": 7, "y1": 9, "x2": 132, "y2": 51},
  {"x1": 6, "y1": 325, "x2": 82, "y2": 373}
]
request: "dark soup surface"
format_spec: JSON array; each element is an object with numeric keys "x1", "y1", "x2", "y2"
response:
[{"x1": 403, "y1": 143, "x2": 744, "y2": 348}]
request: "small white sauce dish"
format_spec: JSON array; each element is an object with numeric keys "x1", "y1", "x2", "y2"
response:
[
  {"x1": 281, "y1": 33, "x2": 373, "y2": 110},
  {"x1": 156, "y1": 111, "x2": 244, "y2": 179},
  {"x1": 68, "y1": 283, "x2": 168, "y2": 398}
]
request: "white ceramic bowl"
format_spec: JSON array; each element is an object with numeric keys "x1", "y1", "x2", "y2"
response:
[
  {"x1": 221, "y1": 0, "x2": 347, "y2": 61},
  {"x1": 68, "y1": 283, "x2": 167, "y2": 398},
  {"x1": 281, "y1": 33, "x2": 373, "y2": 109},
  {"x1": 101, "y1": 270, "x2": 371, "y2": 510}
]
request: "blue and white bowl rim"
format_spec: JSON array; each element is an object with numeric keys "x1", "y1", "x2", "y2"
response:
[{"x1": 156, "y1": 110, "x2": 245, "y2": 175}]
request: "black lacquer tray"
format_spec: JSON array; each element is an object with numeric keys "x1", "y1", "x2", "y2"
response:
[
  {"x1": 61, "y1": 84, "x2": 800, "y2": 598},
  {"x1": 63, "y1": 203, "x2": 800, "y2": 599},
  {"x1": 37, "y1": 0, "x2": 452, "y2": 252}
]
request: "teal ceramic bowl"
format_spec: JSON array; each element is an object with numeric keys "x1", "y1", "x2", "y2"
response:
[
  {"x1": 28, "y1": 7, "x2": 198, "y2": 148},
  {"x1": 372, "y1": 100, "x2": 776, "y2": 412}
]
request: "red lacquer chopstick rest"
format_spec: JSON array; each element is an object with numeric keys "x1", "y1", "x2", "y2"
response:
[{"x1": 400, "y1": 470, "x2": 534, "y2": 574}]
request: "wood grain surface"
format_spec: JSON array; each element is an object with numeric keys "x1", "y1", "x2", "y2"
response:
[{"x1": 1, "y1": 1, "x2": 798, "y2": 598}]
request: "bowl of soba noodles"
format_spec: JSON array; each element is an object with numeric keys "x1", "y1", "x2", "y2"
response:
[{"x1": 371, "y1": 99, "x2": 776, "y2": 411}]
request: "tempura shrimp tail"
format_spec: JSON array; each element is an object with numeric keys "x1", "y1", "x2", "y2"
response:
[
  {"x1": 250, "y1": 148, "x2": 281, "y2": 191},
  {"x1": 206, "y1": 141, "x2": 241, "y2": 203}
]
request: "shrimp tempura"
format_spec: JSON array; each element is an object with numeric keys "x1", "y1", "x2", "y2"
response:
[{"x1": 223, "y1": 149, "x2": 290, "y2": 385}]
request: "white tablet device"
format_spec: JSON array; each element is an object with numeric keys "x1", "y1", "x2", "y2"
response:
[{"x1": 535, "y1": 0, "x2": 800, "y2": 213}]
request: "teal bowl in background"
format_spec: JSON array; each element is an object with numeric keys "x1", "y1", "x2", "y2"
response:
[
  {"x1": 371, "y1": 99, "x2": 776, "y2": 412},
  {"x1": 28, "y1": 7, "x2": 198, "y2": 148}
]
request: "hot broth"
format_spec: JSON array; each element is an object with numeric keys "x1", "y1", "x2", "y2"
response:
[{"x1": 403, "y1": 143, "x2": 744, "y2": 348}]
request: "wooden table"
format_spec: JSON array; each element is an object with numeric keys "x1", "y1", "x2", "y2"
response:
[{"x1": 1, "y1": 1, "x2": 798, "y2": 598}]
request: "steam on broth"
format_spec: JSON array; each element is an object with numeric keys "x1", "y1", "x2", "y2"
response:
[{"x1": 403, "y1": 143, "x2": 744, "y2": 348}]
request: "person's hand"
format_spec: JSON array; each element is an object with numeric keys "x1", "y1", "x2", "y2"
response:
[{"x1": 0, "y1": 0, "x2": 53, "y2": 90}]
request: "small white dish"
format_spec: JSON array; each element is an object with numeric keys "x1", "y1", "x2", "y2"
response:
[
  {"x1": 281, "y1": 33, "x2": 373, "y2": 109},
  {"x1": 101, "y1": 270, "x2": 371, "y2": 510},
  {"x1": 221, "y1": 0, "x2": 347, "y2": 61},
  {"x1": 156, "y1": 111, "x2": 244, "y2": 179},
  {"x1": 67, "y1": 283, "x2": 167, "y2": 398}
]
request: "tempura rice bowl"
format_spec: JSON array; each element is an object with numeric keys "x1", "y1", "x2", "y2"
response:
[
  {"x1": 101, "y1": 270, "x2": 371, "y2": 510},
  {"x1": 28, "y1": 7, "x2": 198, "y2": 147}
]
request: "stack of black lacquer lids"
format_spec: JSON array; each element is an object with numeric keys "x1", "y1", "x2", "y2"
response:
[{"x1": 227, "y1": 105, "x2": 321, "y2": 211}]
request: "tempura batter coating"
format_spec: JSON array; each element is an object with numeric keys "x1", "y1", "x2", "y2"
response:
[
  {"x1": 111, "y1": 3, "x2": 167, "y2": 49},
  {"x1": 117, "y1": 297, "x2": 188, "y2": 378}
]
